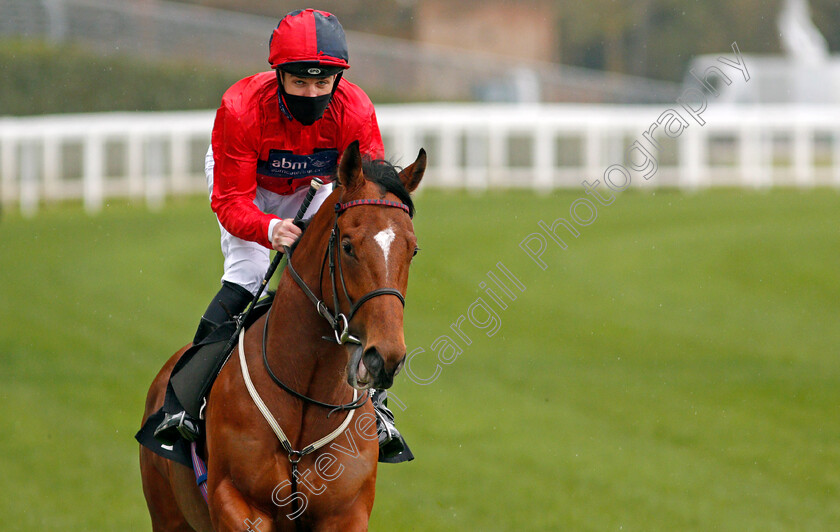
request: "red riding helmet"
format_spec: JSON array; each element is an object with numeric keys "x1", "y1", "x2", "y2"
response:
[{"x1": 268, "y1": 9, "x2": 350, "y2": 78}]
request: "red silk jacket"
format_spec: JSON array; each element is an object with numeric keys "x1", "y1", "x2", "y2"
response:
[{"x1": 210, "y1": 71, "x2": 384, "y2": 248}]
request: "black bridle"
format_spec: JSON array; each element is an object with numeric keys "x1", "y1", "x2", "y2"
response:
[
  {"x1": 261, "y1": 197, "x2": 413, "y2": 414},
  {"x1": 284, "y1": 198, "x2": 411, "y2": 346}
]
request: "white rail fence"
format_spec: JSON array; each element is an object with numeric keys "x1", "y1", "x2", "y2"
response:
[{"x1": 3, "y1": 104, "x2": 840, "y2": 216}]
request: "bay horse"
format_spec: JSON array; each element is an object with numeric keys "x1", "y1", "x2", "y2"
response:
[{"x1": 139, "y1": 141, "x2": 426, "y2": 531}]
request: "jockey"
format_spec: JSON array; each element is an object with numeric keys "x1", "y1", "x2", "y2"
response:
[{"x1": 154, "y1": 9, "x2": 409, "y2": 461}]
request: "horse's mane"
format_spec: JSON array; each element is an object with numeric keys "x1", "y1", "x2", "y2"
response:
[{"x1": 362, "y1": 159, "x2": 415, "y2": 218}]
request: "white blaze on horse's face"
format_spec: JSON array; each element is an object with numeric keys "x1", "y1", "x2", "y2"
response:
[{"x1": 373, "y1": 225, "x2": 396, "y2": 273}]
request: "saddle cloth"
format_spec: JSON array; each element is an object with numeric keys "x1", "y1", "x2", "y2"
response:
[{"x1": 134, "y1": 299, "x2": 272, "y2": 466}]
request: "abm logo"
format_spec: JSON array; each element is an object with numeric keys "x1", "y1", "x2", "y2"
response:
[{"x1": 272, "y1": 158, "x2": 308, "y2": 171}]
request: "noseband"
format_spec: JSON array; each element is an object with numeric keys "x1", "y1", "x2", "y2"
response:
[{"x1": 284, "y1": 198, "x2": 412, "y2": 345}]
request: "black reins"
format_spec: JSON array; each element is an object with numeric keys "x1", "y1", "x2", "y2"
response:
[
  {"x1": 261, "y1": 197, "x2": 413, "y2": 414},
  {"x1": 260, "y1": 304, "x2": 368, "y2": 416}
]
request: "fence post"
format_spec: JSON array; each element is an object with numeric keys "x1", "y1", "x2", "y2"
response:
[
  {"x1": 533, "y1": 124, "x2": 554, "y2": 192},
  {"x1": 585, "y1": 127, "x2": 602, "y2": 183},
  {"x1": 128, "y1": 133, "x2": 144, "y2": 199},
  {"x1": 83, "y1": 133, "x2": 104, "y2": 214},
  {"x1": 42, "y1": 134, "x2": 60, "y2": 203},
  {"x1": 679, "y1": 128, "x2": 704, "y2": 189},
  {"x1": 439, "y1": 126, "x2": 459, "y2": 188},
  {"x1": 464, "y1": 128, "x2": 488, "y2": 192},
  {"x1": 740, "y1": 124, "x2": 766, "y2": 188},
  {"x1": 20, "y1": 140, "x2": 40, "y2": 217},
  {"x1": 145, "y1": 137, "x2": 165, "y2": 210},
  {"x1": 393, "y1": 126, "x2": 417, "y2": 170},
  {"x1": 170, "y1": 132, "x2": 189, "y2": 194},
  {"x1": 793, "y1": 126, "x2": 813, "y2": 187},
  {"x1": 0, "y1": 133, "x2": 17, "y2": 210}
]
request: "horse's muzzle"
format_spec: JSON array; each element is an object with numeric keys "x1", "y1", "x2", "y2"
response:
[{"x1": 347, "y1": 346, "x2": 405, "y2": 390}]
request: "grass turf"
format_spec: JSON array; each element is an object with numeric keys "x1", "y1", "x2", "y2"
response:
[{"x1": 0, "y1": 188, "x2": 838, "y2": 530}]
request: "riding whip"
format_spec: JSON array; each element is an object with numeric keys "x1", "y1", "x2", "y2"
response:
[
  {"x1": 196, "y1": 178, "x2": 324, "y2": 409},
  {"x1": 260, "y1": 177, "x2": 324, "y2": 296}
]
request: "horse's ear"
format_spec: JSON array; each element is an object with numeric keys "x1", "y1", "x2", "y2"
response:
[
  {"x1": 338, "y1": 141, "x2": 363, "y2": 190},
  {"x1": 398, "y1": 148, "x2": 426, "y2": 193}
]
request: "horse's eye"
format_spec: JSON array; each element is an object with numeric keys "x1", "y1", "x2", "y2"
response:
[
  {"x1": 342, "y1": 241, "x2": 354, "y2": 255},
  {"x1": 412, "y1": 247, "x2": 420, "y2": 257}
]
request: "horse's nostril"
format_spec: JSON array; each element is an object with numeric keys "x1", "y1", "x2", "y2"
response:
[{"x1": 362, "y1": 348, "x2": 384, "y2": 375}]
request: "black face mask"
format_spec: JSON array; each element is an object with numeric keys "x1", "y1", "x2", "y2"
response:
[
  {"x1": 281, "y1": 91, "x2": 332, "y2": 125},
  {"x1": 277, "y1": 70, "x2": 342, "y2": 126}
]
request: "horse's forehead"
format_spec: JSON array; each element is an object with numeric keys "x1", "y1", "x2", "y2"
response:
[
  {"x1": 345, "y1": 206, "x2": 412, "y2": 237},
  {"x1": 343, "y1": 183, "x2": 413, "y2": 236},
  {"x1": 358, "y1": 180, "x2": 390, "y2": 202}
]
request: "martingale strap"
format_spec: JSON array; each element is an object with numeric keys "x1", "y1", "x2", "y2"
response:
[
  {"x1": 240, "y1": 330, "x2": 359, "y2": 457},
  {"x1": 240, "y1": 329, "x2": 359, "y2": 517}
]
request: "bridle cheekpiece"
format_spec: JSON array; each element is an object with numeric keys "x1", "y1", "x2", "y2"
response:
[{"x1": 283, "y1": 197, "x2": 413, "y2": 345}]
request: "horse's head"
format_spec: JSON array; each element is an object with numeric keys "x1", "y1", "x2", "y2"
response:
[{"x1": 328, "y1": 141, "x2": 425, "y2": 390}]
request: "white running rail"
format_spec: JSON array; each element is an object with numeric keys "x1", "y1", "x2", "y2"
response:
[{"x1": 3, "y1": 104, "x2": 840, "y2": 216}]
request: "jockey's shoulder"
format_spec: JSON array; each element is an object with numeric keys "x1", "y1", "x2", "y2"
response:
[
  {"x1": 217, "y1": 72, "x2": 276, "y2": 113},
  {"x1": 331, "y1": 78, "x2": 376, "y2": 120}
]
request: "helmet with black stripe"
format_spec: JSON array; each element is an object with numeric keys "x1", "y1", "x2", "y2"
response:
[{"x1": 268, "y1": 9, "x2": 350, "y2": 78}]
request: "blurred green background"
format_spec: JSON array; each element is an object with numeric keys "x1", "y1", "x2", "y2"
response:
[
  {"x1": 1, "y1": 188, "x2": 838, "y2": 530},
  {"x1": 0, "y1": 40, "x2": 239, "y2": 116},
  {"x1": 3, "y1": 1, "x2": 840, "y2": 528}
]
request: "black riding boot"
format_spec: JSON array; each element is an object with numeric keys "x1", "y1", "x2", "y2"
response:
[
  {"x1": 372, "y1": 389, "x2": 414, "y2": 463},
  {"x1": 192, "y1": 281, "x2": 254, "y2": 344},
  {"x1": 153, "y1": 281, "x2": 253, "y2": 444}
]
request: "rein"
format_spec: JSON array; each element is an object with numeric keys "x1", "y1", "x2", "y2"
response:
[{"x1": 261, "y1": 305, "x2": 370, "y2": 416}]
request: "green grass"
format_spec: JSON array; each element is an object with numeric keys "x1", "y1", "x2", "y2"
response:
[{"x1": 1, "y1": 189, "x2": 839, "y2": 530}]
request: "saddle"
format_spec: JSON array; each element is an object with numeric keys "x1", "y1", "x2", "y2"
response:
[{"x1": 134, "y1": 297, "x2": 274, "y2": 466}]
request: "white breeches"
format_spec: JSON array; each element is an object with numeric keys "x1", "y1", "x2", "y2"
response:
[{"x1": 205, "y1": 146, "x2": 334, "y2": 295}]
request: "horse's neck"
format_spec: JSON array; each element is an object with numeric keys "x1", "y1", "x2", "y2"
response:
[{"x1": 262, "y1": 254, "x2": 352, "y2": 407}]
